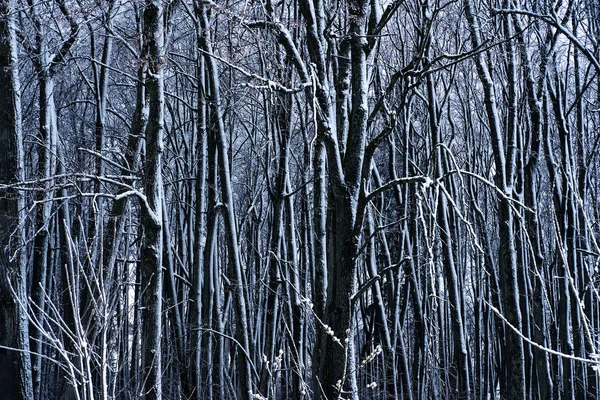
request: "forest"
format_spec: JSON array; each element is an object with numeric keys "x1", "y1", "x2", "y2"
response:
[{"x1": 0, "y1": 0, "x2": 599, "y2": 399}]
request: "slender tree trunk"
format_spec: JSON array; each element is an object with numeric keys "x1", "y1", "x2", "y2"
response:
[
  {"x1": 187, "y1": 26, "x2": 206, "y2": 400},
  {"x1": 426, "y1": 69, "x2": 471, "y2": 399},
  {"x1": 197, "y1": 2, "x2": 254, "y2": 396},
  {"x1": 30, "y1": 25, "x2": 55, "y2": 400},
  {"x1": 464, "y1": 2, "x2": 526, "y2": 398}
]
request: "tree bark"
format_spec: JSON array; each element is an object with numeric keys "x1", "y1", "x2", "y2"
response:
[
  {"x1": 0, "y1": 1, "x2": 34, "y2": 398},
  {"x1": 197, "y1": 2, "x2": 254, "y2": 396},
  {"x1": 139, "y1": 2, "x2": 166, "y2": 398}
]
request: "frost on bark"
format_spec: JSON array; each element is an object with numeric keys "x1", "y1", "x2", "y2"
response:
[
  {"x1": 140, "y1": 1, "x2": 165, "y2": 399},
  {"x1": 0, "y1": 1, "x2": 34, "y2": 398}
]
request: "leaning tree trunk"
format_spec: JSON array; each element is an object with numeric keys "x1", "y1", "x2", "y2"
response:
[{"x1": 0, "y1": 1, "x2": 34, "y2": 398}]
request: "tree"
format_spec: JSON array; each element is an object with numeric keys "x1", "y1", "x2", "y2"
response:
[
  {"x1": 0, "y1": 1, "x2": 34, "y2": 398},
  {"x1": 139, "y1": 1, "x2": 166, "y2": 399}
]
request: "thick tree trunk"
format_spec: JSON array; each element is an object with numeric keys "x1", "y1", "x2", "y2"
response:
[
  {"x1": 139, "y1": 2, "x2": 166, "y2": 399},
  {"x1": 0, "y1": 2, "x2": 34, "y2": 398},
  {"x1": 299, "y1": 0, "x2": 370, "y2": 397}
]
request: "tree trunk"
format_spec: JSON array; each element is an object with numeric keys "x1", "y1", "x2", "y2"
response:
[
  {"x1": 139, "y1": 2, "x2": 166, "y2": 398},
  {"x1": 197, "y1": 2, "x2": 254, "y2": 396},
  {"x1": 0, "y1": 1, "x2": 34, "y2": 398}
]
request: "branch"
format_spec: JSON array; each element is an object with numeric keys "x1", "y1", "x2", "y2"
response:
[
  {"x1": 364, "y1": 175, "x2": 430, "y2": 205},
  {"x1": 493, "y1": 8, "x2": 600, "y2": 74},
  {"x1": 351, "y1": 259, "x2": 409, "y2": 303},
  {"x1": 197, "y1": 47, "x2": 309, "y2": 94},
  {"x1": 49, "y1": 0, "x2": 81, "y2": 76},
  {"x1": 245, "y1": 20, "x2": 310, "y2": 83},
  {"x1": 485, "y1": 300, "x2": 600, "y2": 366},
  {"x1": 77, "y1": 148, "x2": 137, "y2": 175},
  {"x1": 445, "y1": 169, "x2": 534, "y2": 213},
  {"x1": 371, "y1": 0, "x2": 406, "y2": 38},
  {"x1": 197, "y1": 328, "x2": 260, "y2": 381}
]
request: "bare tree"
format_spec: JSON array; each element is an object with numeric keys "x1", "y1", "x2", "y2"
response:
[
  {"x1": 139, "y1": 1, "x2": 166, "y2": 398},
  {"x1": 0, "y1": 1, "x2": 33, "y2": 398}
]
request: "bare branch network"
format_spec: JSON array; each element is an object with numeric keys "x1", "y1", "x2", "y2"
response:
[{"x1": 0, "y1": 0, "x2": 599, "y2": 399}]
